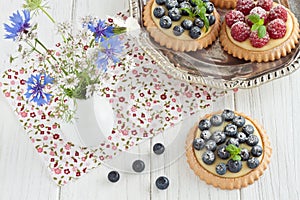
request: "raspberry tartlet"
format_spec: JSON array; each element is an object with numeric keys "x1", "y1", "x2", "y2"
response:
[
  {"x1": 143, "y1": 0, "x2": 221, "y2": 51},
  {"x1": 186, "y1": 109, "x2": 272, "y2": 190},
  {"x1": 220, "y1": 0, "x2": 300, "y2": 62}
]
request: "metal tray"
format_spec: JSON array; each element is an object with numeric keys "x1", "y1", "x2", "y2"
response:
[{"x1": 129, "y1": 0, "x2": 300, "y2": 89}]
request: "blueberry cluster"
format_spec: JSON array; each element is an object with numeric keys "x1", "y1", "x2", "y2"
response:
[
  {"x1": 153, "y1": 0, "x2": 216, "y2": 39},
  {"x1": 193, "y1": 109, "x2": 262, "y2": 176}
]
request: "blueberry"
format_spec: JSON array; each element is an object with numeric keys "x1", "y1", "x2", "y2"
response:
[
  {"x1": 189, "y1": 0, "x2": 197, "y2": 7},
  {"x1": 108, "y1": 171, "x2": 120, "y2": 183},
  {"x1": 153, "y1": 143, "x2": 165, "y2": 155},
  {"x1": 202, "y1": 0, "x2": 210, "y2": 2},
  {"x1": 179, "y1": 2, "x2": 192, "y2": 16},
  {"x1": 173, "y1": 25, "x2": 184, "y2": 36},
  {"x1": 217, "y1": 144, "x2": 230, "y2": 159},
  {"x1": 226, "y1": 138, "x2": 239, "y2": 147},
  {"x1": 202, "y1": 150, "x2": 215, "y2": 165},
  {"x1": 251, "y1": 145, "x2": 263, "y2": 157},
  {"x1": 189, "y1": 26, "x2": 201, "y2": 39},
  {"x1": 198, "y1": 119, "x2": 211, "y2": 131},
  {"x1": 156, "y1": 0, "x2": 166, "y2": 5},
  {"x1": 207, "y1": 15, "x2": 216, "y2": 25},
  {"x1": 132, "y1": 160, "x2": 145, "y2": 172},
  {"x1": 168, "y1": 7, "x2": 181, "y2": 21},
  {"x1": 200, "y1": 130, "x2": 212, "y2": 141},
  {"x1": 205, "y1": 2, "x2": 214, "y2": 14},
  {"x1": 233, "y1": 116, "x2": 246, "y2": 127},
  {"x1": 177, "y1": 0, "x2": 185, "y2": 3},
  {"x1": 246, "y1": 134, "x2": 259, "y2": 146},
  {"x1": 236, "y1": 132, "x2": 247, "y2": 143},
  {"x1": 211, "y1": 131, "x2": 226, "y2": 145},
  {"x1": 165, "y1": 0, "x2": 178, "y2": 10},
  {"x1": 193, "y1": 138, "x2": 205, "y2": 150},
  {"x1": 159, "y1": 16, "x2": 172, "y2": 29},
  {"x1": 153, "y1": 7, "x2": 166, "y2": 18},
  {"x1": 210, "y1": 114, "x2": 223, "y2": 126},
  {"x1": 240, "y1": 148, "x2": 250, "y2": 161},
  {"x1": 242, "y1": 124, "x2": 255, "y2": 136},
  {"x1": 227, "y1": 159, "x2": 242, "y2": 173},
  {"x1": 224, "y1": 123, "x2": 238, "y2": 137},
  {"x1": 247, "y1": 157, "x2": 260, "y2": 169},
  {"x1": 205, "y1": 140, "x2": 217, "y2": 152},
  {"x1": 216, "y1": 163, "x2": 227, "y2": 175},
  {"x1": 222, "y1": 109, "x2": 235, "y2": 121},
  {"x1": 155, "y1": 176, "x2": 169, "y2": 190},
  {"x1": 181, "y1": 19, "x2": 193, "y2": 30}
]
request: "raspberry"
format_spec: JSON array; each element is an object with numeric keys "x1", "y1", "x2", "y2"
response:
[
  {"x1": 249, "y1": 31, "x2": 270, "y2": 48},
  {"x1": 247, "y1": 7, "x2": 268, "y2": 26},
  {"x1": 267, "y1": 19, "x2": 287, "y2": 39},
  {"x1": 269, "y1": 5, "x2": 288, "y2": 22},
  {"x1": 231, "y1": 22, "x2": 251, "y2": 42},
  {"x1": 225, "y1": 10, "x2": 245, "y2": 28},
  {"x1": 257, "y1": 0, "x2": 273, "y2": 11},
  {"x1": 236, "y1": 0, "x2": 255, "y2": 15}
]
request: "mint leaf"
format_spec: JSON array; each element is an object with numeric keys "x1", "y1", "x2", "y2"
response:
[
  {"x1": 258, "y1": 18, "x2": 264, "y2": 26},
  {"x1": 180, "y1": 8, "x2": 195, "y2": 18},
  {"x1": 198, "y1": 6, "x2": 209, "y2": 32},
  {"x1": 232, "y1": 154, "x2": 241, "y2": 161},
  {"x1": 251, "y1": 23, "x2": 260, "y2": 31},
  {"x1": 258, "y1": 25, "x2": 266, "y2": 38},
  {"x1": 226, "y1": 144, "x2": 239, "y2": 154},
  {"x1": 248, "y1": 14, "x2": 260, "y2": 24}
]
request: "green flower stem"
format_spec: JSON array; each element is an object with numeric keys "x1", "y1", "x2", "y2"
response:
[
  {"x1": 38, "y1": 6, "x2": 55, "y2": 23},
  {"x1": 35, "y1": 38, "x2": 57, "y2": 62}
]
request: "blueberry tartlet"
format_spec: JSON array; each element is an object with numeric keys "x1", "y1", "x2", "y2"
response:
[
  {"x1": 143, "y1": 0, "x2": 221, "y2": 51},
  {"x1": 220, "y1": 0, "x2": 300, "y2": 62},
  {"x1": 186, "y1": 109, "x2": 272, "y2": 190}
]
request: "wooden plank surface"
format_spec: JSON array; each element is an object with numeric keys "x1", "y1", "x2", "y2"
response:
[{"x1": 0, "y1": 0, "x2": 300, "y2": 200}]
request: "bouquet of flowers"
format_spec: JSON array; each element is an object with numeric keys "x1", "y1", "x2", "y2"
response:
[{"x1": 4, "y1": 0, "x2": 131, "y2": 121}]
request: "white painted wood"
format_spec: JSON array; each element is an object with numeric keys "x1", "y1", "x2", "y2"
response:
[
  {"x1": 1, "y1": 0, "x2": 300, "y2": 199},
  {"x1": 235, "y1": 70, "x2": 300, "y2": 200}
]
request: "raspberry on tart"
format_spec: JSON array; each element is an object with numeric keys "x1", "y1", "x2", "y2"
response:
[
  {"x1": 220, "y1": 0, "x2": 300, "y2": 62},
  {"x1": 186, "y1": 110, "x2": 272, "y2": 190},
  {"x1": 143, "y1": 0, "x2": 221, "y2": 52}
]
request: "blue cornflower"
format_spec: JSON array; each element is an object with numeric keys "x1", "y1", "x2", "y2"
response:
[
  {"x1": 96, "y1": 37, "x2": 124, "y2": 71},
  {"x1": 88, "y1": 20, "x2": 114, "y2": 42},
  {"x1": 4, "y1": 10, "x2": 31, "y2": 40},
  {"x1": 25, "y1": 73, "x2": 54, "y2": 106}
]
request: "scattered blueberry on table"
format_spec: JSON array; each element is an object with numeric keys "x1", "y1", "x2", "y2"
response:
[
  {"x1": 153, "y1": 143, "x2": 165, "y2": 155},
  {"x1": 155, "y1": 176, "x2": 170, "y2": 190},
  {"x1": 108, "y1": 171, "x2": 120, "y2": 183},
  {"x1": 132, "y1": 160, "x2": 146, "y2": 173}
]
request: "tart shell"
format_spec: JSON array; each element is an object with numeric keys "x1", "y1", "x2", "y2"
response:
[
  {"x1": 143, "y1": 0, "x2": 221, "y2": 52},
  {"x1": 210, "y1": 0, "x2": 236, "y2": 9},
  {"x1": 186, "y1": 111, "x2": 272, "y2": 190},
  {"x1": 220, "y1": 8, "x2": 300, "y2": 63}
]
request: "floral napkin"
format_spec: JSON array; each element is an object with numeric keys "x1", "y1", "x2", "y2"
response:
[{"x1": 0, "y1": 13, "x2": 230, "y2": 186}]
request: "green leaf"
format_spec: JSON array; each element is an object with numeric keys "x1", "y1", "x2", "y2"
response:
[
  {"x1": 258, "y1": 18, "x2": 264, "y2": 26},
  {"x1": 232, "y1": 154, "x2": 241, "y2": 161},
  {"x1": 180, "y1": 8, "x2": 195, "y2": 17},
  {"x1": 248, "y1": 14, "x2": 260, "y2": 24},
  {"x1": 258, "y1": 25, "x2": 266, "y2": 38},
  {"x1": 251, "y1": 23, "x2": 260, "y2": 31}
]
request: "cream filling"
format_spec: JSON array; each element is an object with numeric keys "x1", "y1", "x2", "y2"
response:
[
  {"x1": 194, "y1": 119, "x2": 263, "y2": 178},
  {"x1": 226, "y1": 5, "x2": 294, "y2": 51},
  {"x1": 151, "y1": 1, "x2": 213, "y2": 40}
]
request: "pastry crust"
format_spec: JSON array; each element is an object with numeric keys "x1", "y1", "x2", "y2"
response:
[
  {"x1": 220, "y1": 7, "x2": 300, "y2": 62},
  {"x1": 143, "y1": 0, "x2": 221, "y2": 52},
  {"x1": 210, "y1": 0, "x2": 236, "y2": 9},
  {"x1": 186, "y1": 111, "x2": 272, "y2": 190}
]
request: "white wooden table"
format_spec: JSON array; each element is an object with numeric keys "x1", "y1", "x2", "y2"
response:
[{"x1": 0, "y1": 0, "x2": 299, "y2": 199}]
